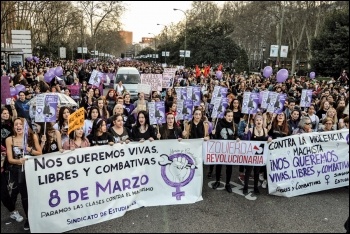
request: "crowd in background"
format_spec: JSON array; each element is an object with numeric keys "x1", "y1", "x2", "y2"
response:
[{"x1": 1, "y1": 58, "x2": 349, "y2": 231}]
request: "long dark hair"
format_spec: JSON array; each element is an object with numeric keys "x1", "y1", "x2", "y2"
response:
[
  {"x1": 58, "y1": 107, "x2": 72, "y2": 130},
  {"x1": 136, "y1": 110, "x2": 150, "y2": 128},
  {"x1": 87, "y1": 106, "x2": 101, "y2": 120},
  {"x1": 271, "y1": 112, "x2": 290, "y2": 135},
  {"x1": 91, "y1": 118, "x2": 106, "y2": 140},
  {"x1": 37, "y1": 122, "x2": 56, "y2": 153},
  {"x1": 161, "y1": 112, "x2": 179, "y2": 139}
]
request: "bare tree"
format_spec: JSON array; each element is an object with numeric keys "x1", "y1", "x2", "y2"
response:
[{"x1": 79, "y1": 1, "x2": 124, "y2": 56}]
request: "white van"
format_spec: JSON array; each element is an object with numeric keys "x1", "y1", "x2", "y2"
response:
[{"x1": 114, "y1": 67, "x2": 141, "y2": 101}]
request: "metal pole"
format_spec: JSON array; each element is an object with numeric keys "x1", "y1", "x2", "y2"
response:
[{"x1": 174, "y1": 8, "x2": 187, "y2": 68}]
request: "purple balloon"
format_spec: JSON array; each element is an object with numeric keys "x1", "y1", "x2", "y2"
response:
[
  {"x1": 26, "y1": 56, "x2": 33, "y2": 62},
  {"x1": 216, "y1": 71, "x2": 223, "y2": 80},
  {"x1": 276, "y1": 69, "x2": 289, "y2": 83},
  {"x1": 263, "y1": 66, "x2": 273, "y2": 78},
  {"x1": 44, "y1": 70, "x2": 55, "y2": 83},
  {"x1": 54, "y1": 66, "x2": 63, "y2": 76},
  {"x1": 10, "y1": 87, "x2": 17, "y2": 96},
  {"x1": 310, "y1": 72, "x2": 316, "y2": 79},
  {"x1": 15, "y1": 84, "x2": 26, "y2": 94}
]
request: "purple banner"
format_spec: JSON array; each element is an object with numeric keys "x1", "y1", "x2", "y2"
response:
[
  {"x1": 149, "y1": 101, "x2": 165, "y2": 125},
  {"x1": 300, "y1": 89, "x2": 313, "y2": 107},
  {"x1": 1, "y1": 76, "x2": 11, "y2": 105}
]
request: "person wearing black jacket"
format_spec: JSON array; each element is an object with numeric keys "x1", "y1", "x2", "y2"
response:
[
  {"x1": 212, "y1": 109, "x2": 240, "y2": 193},
  {"x1": 131, "y1": 110, "x2": 157, "y2": 142},
  {"x1": 157, "y1": 112, "x2": 183, "y2": 140}
]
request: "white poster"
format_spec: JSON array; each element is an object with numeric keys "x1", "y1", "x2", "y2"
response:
[
  {"x1": 267, "y1": 130, "x2": 349, "y2": 197},
  {"x1": 280, "y1": 45, "x2": 288, "y2": 58},
  {"x1": 203, "y1": 139, "x2": 268, "y2": 166},
  {"x1": 89, "y1": 70, "x2": 100, "y2": 87},
  {"x1": 270, "y1": 45, "x2": 278, "y2": 57},
  {"x1": 26, "y1": 139, "x2": 204, "y2": 233},
  {"x1": 59, "y1": 47, "x2": 66, "y2": 59},
  {"x1": 141, "y1": 74, "x2": 163, "y2": 91}
]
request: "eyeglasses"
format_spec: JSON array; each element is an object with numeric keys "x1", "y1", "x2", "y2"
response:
[{"x1": 304, "y1": 123, "x2": 312, "y2": 125}]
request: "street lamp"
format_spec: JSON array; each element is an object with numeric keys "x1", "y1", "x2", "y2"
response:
[
  {"x1": 173, "y1": 8, "x2": 187, "y2": 68},
  {"x1": 157, "y1": 23, "x2": 168, "y2": 65}
]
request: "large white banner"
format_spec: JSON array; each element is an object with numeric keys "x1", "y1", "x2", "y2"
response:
[
  {"x1": 26, "y1": 139, "x2": 203, "y2": 233},
  {"x1": 267, "y1": 130, "x2": 349, "y2": 197},
  {"x1": 203, "y1": 139, "x2": 268, "y2": 166}
]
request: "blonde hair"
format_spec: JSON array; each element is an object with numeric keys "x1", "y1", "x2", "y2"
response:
[{"x1": 326, "y1": 107, "x2": 338, "y2": 124}]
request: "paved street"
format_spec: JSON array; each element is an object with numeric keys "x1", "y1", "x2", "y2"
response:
[{"x1": 1, "y1": 166, "x2": 348, "y2": 233}]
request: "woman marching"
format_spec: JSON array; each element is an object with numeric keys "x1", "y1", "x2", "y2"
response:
[
  {"x1": 62, "y1": 127, "x2": 90, "y2": 150},
  {"x1": 211, "y1": 109, "x2": 240, "y2": 193},
  {"x1": 5, "y1": 118, "x2": 42, "y2": 230},
  {"x1": 131, "y1": 110, "x2": 157, "y2": 142},
  {"x1": 243, "y1": 114, "x2": 272, "y2": 195},
  {"x1": 157, "y1": 112, "x2": 183, "y2": 140},
  {"x1": 182, "y1": 107, "x2": 209, "y2": 140}
]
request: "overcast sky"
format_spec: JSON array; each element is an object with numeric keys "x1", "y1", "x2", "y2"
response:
[{"x1": 120, "y1": 1, "x2": 224, "y2": 43}]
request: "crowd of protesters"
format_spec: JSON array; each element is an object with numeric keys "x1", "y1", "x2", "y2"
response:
[{"x1": 1, "y1": 58, "x2": 349, "y2": 231}]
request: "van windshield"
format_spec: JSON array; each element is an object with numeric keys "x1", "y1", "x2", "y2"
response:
[{"x1": 116, "y1": 74, "x2": 140, "y2": 84}]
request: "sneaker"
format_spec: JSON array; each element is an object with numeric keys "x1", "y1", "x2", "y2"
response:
[
  {"x1": 10, "y1": 211, "x2": 23, "y2": 222},
  {"x1": 238, "y1": 175, "x2": 245, "y2": 185},
  {"x1": 259, "y1": 173, "x2": 264, "y2": 181},
  {"x1": 207, "y1": 172, "x2": 212, "y2": 179},
  {"x1": 23, "y1": 220, "x2": 30, "y2": 231},
  {"x1": 262, "y1": 180, "x2": 268, "y2": 189}
]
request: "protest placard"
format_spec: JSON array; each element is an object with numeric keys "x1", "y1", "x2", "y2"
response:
[
  {"x1": 149, "y1": 101, "x2": 166, "y2": 125},
  {"x1": 300, "y1": 89, "x2": 313, "y2": 108},
  {"x1": 162, "y1": 68, "x2": 177, "y2": 88},
  {"x1": 35, "y1": 94, "x2": 58, "y2": 122},
  {"x1": 67, "y1": 84, "x2": 81, "y2": 100},
  {"x1": 210, "y1": 86, "x2": 228, "y2": 104},
  {"x1": 68, "y1": 107, "x2": 85, "y2": 135},
  {"x1": 242, "y1": 92, "x2": 259, "y2": 114},
  {"x1": 141, "y1": 74, "x2": 162, "y2": 91}
]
